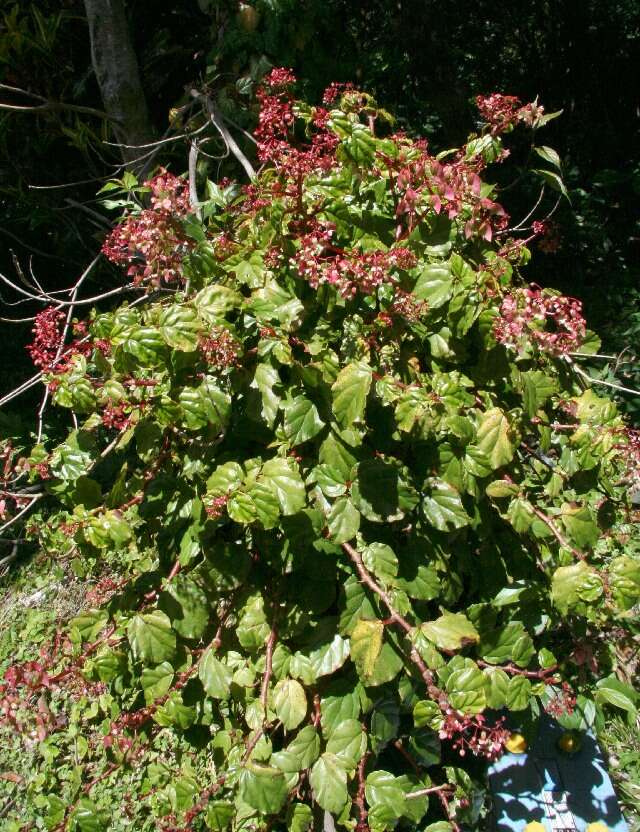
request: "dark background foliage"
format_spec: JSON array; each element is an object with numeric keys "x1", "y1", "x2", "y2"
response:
[{"x1": 1, "y1": 0, "x2": 639, "y2": 411}]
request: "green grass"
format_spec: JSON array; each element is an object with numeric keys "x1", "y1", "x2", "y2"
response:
[{"x1": 599, "y1": 716, "x2": 640, "y2": 832}]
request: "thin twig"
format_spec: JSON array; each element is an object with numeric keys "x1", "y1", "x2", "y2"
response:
[
  {"x1": 195, "y1": 92, "x2": 256, "y2": 180},
  {"x1": 571, "y1": 363, "x2": 640, "y2": 398},
  {"x1": 0, "y1": 495, "x2": 42, "y2": 535},
  {"x1": 507, "y1": 185, "x2": 546, "y2": 232},
  {"x1": 342, "y1": 542, "x2": 442, "y2": 699},
  {"x1": 406, "y1": 784, "x2": 454, "y2": 800},
  {"x1": 528, "y1": 504, "x2": 586, "y2": 560}
]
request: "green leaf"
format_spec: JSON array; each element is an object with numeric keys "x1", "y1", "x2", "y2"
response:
[
  {"x1": 287, "y1": 803, "x2": 314, "y2": 832},
  {"x1": 422, "y1": 478, "x2": 470, "y2": 531},
  {"x1": 248, "y1": 481, "x2": 281, "y2": 529},
  {"x1": 311, "y1": 464, "x2": 348, "y2": 498},
  {"x1": 365, "y1": 770, "x2": 406, "y2": 816},
  {"x1": 551, "y1": 562, "x2": 603, "y2": 613},
  {"x1": 309, "y1": 754, "x2": 349, "y2": 815},
  {"x1": 371, "y1": 698, "x2": 400, "y2": 751},
  {"x1": 484, "y1": 667, "x2": 509, "y2": 709},
  {"x1": 285, "y1": 725, "x2": 321, "y2": 770},
  {"x1": 128, "y1": 611, "x2": 177, "y2": 665},
  {"x1": 350, "y1": 619, "x2": 384, "y2": 684},
  {"x1": 160, "y1": 575, "x2": 209, "y2": 640},
  {"x1": 250, "y1": 283, "x2": 304, "y2": 330},
  {"x1": 141, "y1": 661, "x2": 174, "y2": 704},
  {"x1": 344, "y1": 123, "x2": 377, "y2": 165},
  {"x1": 445, "y1": 663, "x2": 487, "y2": 714},
  {"x1": 251, "y1": 363, "x2": 281, "y2": 428},
  {"x1": 237, "y1": 594, "x2": 270, "y2": 651},
  {"x1": 228, "y1": 250, "x2": 265, "y2": 287},
  {"x1": 366, "y1": 640, "x2": 404, "y2": 687},
  {"x1": 207, "y1": 461, "x2": 244, "y2": 495},
  {"x1": 480, "y1": 622, "x2": 534, "y2": 668},
  {"x1": 122, "y1": 326, "x2": 165, "y2": 365},
  {"x1": 308, "y1": 635, "x2": 350, "y2": 678},
  {"x1": 362, "y1": 543, "x2": 398, "y2": 584},
  {"x1": 283, "y1": 395, "x2": 325, "y2": 446},
  {"x1": 534, "y1": 145, "x2": 562, "y2": 171},
  {"x1": 485, "y1": 480, "x2": 520, "y2": 498},
  {"x1": 261, "y1": 458, "x2": 306, "y2": 515},
  {"x1": 520, "y1": 370, "x2": 557, "y2": 417},
  {"x1": 73, "y1": 798, "x2": 107, "y2": 832},
  {"x1": 327, "y1": 497, "x2": 360, "y2": 544},
  {"x1": 196, "y1": 285, "x2": 242, "y2": 321},
  {"x1": 505, "y1": 675, "x2": 532, "y2": 711},
  {"x1": 199, "y1": 650, "x2": 232, "y2": 699},
  {"x1": 413, "y1": 264, "x2": 453, "y2": 308},
  {"x1": 559, "y1": 504, "x2": 599, "y2": 549},
  {"x1": 205, "y1": 801, "x2": 235, "y2": 831},
  {"x1": 179, "y1": 380, "x2": 230, "y2": 431},
  {"x1": 227, "y1": 490, "x2": 257, "y2": 524},
  {"x1": 422, "y1": 613, "x2": 479, "y2": 652},
  {"x1": 331, "y1": 361, "x2": 372, "y2": 428},
  {"x1": 595, "y1": 675, "x2": 638, "y2": 715},
  {"x1": 352, "y1": 459, "x2": 417, "y2": 522},
  {"x1": 326, "y1": 718, "x2": 367, "y2": 769},
  {"x1": 413, "y1": 700, "x2": 442, "y2": 730},
  {"x1": 238, "y1": 763, "x2": 289, "y2": 814},
  {"x1": 474, "y1": 408, "x2": 515, "y2": 470},
  {"x1": 273, "y1": 678, "x2": 307, "y2": 730},
  {"x1": 533, "y1": 168, "x2": 569, "y2": 199},
  {"x1": 409, "y1": 729, "x2": 441, "y2": 767},
  {"x1": 153, "y1": 692, "x2": 196, "y2": 728},
  {"x1": 159, "y1": 304, "x2": 200, "y2": 351},
  {"x1": 609, "y1": 555, "x2": 640, "y2": 610}
]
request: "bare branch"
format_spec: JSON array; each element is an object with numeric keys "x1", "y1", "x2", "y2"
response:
[
  {"x1": 528, "y1": 504, "x2": 586, "y2": 560},
  {"x1": 0, "y1": 495, "x2": 42, "y2": 535},
  {"x1": 0, "y1": 83, "x2": 111, "y2": 120},
  {"x1": 571, "y1": 362, "x2": 640, "y2": 398},
  {"x1": 341, "y1": 541, "x2": 442, "y2": 699},
  {"x1": 191, "y1": 91, "x2": 256, "y2": 180}
]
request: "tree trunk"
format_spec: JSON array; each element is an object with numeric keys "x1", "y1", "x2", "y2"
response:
[{"x1": 83, "y1": 0, "x2": 152, "y2": 165}]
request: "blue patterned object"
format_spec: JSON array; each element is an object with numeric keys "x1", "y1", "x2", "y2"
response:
[{"x1": 488, "y1": 715, "x2": 628, "y2": 831}]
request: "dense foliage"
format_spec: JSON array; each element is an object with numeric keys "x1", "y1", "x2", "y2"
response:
[{"x1": 1, "y1": 73, "x2": 639, "y2": 831}]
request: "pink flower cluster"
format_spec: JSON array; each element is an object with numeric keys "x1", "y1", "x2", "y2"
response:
[
  {"x1": 148, "y1": 169, "x2": 192, "y2": 214},
  {"x1": 101, "y1": 169, "x2": 193, "y2": 285},
  {"x1": 533, "y1": 220, "x2": 562, "y2": 254},
  {"x1": 199, "y1": 327, "x2": 240, "y2": 369},
  {"x1": 204, "y1": 494, "x2": 229, "y2": 519},
  {"x1": 322, "y1": 81, "x2": 355, "y2": 106},
  {"x1": 102, "y1": 400, "x2": 130, "y2": 431},
  {"x1": 27, "y1": 307, "x2": 65, "y2": 370},
  {"x1": 255, "y1": 69, "x2": 338, "y2": 177},
  {"x1": 293, "y1": 220, "x2": 417, "y2": 297},
  {"x1": 390, "y1": 288, "x2": 429, "y2": 322},
  {"x1": 390, "y1": 146, "x2": 509, "y2": 241},
  {"x1": 439, "y1": 708, "x2": 509, "y2": 760},
  {"x1": 494, "y1": 285, "x2": 586, "y2": 356},
  {"x1": 545, "y1": 682, "x2": 577, "y2": 718},
  {"x1": 262, "y1": 67, "x2": 297, "y2": 92},
  {"x1": 616, "y1": 427, "x2": 640, "y2": 486},
  {"x1": 476, "y1": 94, "x2": 545, "y2": 135}
]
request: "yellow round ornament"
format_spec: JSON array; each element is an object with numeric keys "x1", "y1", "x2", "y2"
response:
[
  {"x1": 524, "y1": 823, "x2": 546, "y2": 832},
  {"x1": 505, "y1": 732, "x2": 528, "y2": 754},
  {"x1": 557, "y1": 730, "x2": 583, "y2": 754}
]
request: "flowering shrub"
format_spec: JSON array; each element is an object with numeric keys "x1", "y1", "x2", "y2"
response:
[
  {"x1": 2, "y1": 74, "x2": 640, "y2": 831},
  {"x1": 101, "y1": 169, "x2": 194, "y2": 285}
]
